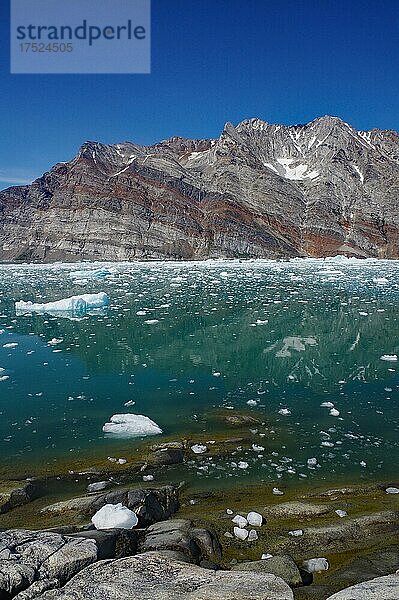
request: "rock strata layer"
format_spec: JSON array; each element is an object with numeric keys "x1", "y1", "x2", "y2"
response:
[{"x1": 0, "y1": 116, "x2": 398, "y2": 262}]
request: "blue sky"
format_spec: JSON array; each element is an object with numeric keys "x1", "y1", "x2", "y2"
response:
[{"x1": 1, "y1": 0, "x2": 398, "y2": 190}]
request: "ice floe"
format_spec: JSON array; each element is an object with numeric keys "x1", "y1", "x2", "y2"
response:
[
  {"x1": 102, "y1": 414, "x2": 162, "y2": 438},
  {"x1": 16, "y1": 292, "x2": 109, "y2": 315}
]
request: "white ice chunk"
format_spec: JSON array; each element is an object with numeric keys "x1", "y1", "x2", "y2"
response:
[
  {"x1": 102, "y1": 414, "x2": 162, "y2": 438},
  {"x1": 302, "y1": 558, "x2": 329, "y2": 573},
  {"x1": 386, "y1": 487, "x2": 399, "y2": 494},
  {"x1": 48, "y1": 338, "x2": 63, "y2": 346},
  {"x1": 329, "y1": 408, "x2": 340, "y2": 417},
  {"x1": 335, "y1": 510, "x2": 348, "y2": 518},
  {"x1": 16, "y1": 292, "x2": 109, "y2": 315},
  {"x1": 380, "y1": 355, "x2": 398, "y2": 362},
  {"x1": 252, "y1": 444, "x2": 265, "y2": 452},
  {"x1": 233, "y1": 527, "x2": 249, "y2": 540},
  {"x1": 272, "y1": 487, "x2": 284, "y2": 496},
  {"x1": 87, "y1": 481, "x2": 109, "y2": 492},
  {"x1": 248, "y1": 529, "x2": 258, "y2": 541},
  {"x1": 191, "y1": 444, "x2": 208, "y2": 454},
  {"x1": 261, "y1": 553, "x2": 273, "y2": 560},
  {"x1": 232, "y1": 515, "x2": 248, "y2": 528},
  {"x1": 288, "y1": 529, "x2": 304, "y2": 537},
  {"x1": 247, "y1": 511, "x2": 263, "y2": 527},
  {"x1": 238, "y1": 461, "x2": 249, "y2": 470},
  {"x1": 91, "y1": 503, "x2": 138, "y2": 530}
]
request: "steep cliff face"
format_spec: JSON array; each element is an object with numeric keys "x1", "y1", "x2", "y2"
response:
[{"x1": 0, "y1": 116, "x2": 398, "y2": 262}]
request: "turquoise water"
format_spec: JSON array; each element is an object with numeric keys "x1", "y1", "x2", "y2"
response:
[{"x1": 0, "y1": 258, "x2": 398, "y2": 487}]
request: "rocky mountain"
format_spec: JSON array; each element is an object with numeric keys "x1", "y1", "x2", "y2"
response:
[{"x1": 0, "y1": 115, "x2": 398, "y2": 262}]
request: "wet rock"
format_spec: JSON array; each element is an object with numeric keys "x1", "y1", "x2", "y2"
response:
[
  {"x1": 0, "y1": 529, "x2": 97, "y2": 597},
  {"x1": 41, "y1": 495, "x2": 96, "y2": 515},
  {"x1": 69, "y1": 529, "x2": 138, "y2": 559},
  {"x1": 302, "y1": 484, "x2": 381, "y2": 499},
  {"x1": 232, "y1": 555, "x2": 302, "y2": 588},
  {"x1": 263, "y1": 501, "x2": 331, "y2": 520},
  {"x1": 41, "y1": 485, "x2": 179, "y2": 527},
  {"x1": 274, "y1": 511, "x2": 399, "y2": 557},
  {"x1": 148, "y1": 447, "x2": 184, "y2": 466},
  {"x1": 33, "y1": 552, "x2": 294, "y2": 599},
  {"x1": 321, "y1": 545, "x2": 399, "y2": 592},
  {"x1": 220, "y1": 413, "x2": 261, "y2": 427},
  {"x1": 140, "y1": 519, "x2": 221, "y2": 564},
  {"x1": 87, "y1": 481, "x2": 111, "y2": 493},
  {"x1": 150, "y1": 442, "x2": 184, "y2": 451},
  {"x1": 0, "y1": 480, "x2": 37, "y2": 514},
  {"x1": 199, "y1": 559, "x2": 222, "y2": 571},
  {"x1": 326, "y1": 573, "x2": 399, "y2": 599}
]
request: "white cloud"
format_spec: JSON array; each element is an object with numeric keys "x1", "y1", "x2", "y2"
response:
[{"x1": 0, "y1": 169, "x2": 35, "y2": 189}]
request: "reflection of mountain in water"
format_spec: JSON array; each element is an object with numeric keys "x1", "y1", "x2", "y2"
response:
[{"x1": 10, "y1": 278, "x2": 398, "y2": 392}]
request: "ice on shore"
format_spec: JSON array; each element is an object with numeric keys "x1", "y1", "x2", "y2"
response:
[
  {"x1": 15, "y1": 292, "x2": 109, "y2": 315},
  {"x1": 191, "y1": 444, "x2": 208, "y2": 454},
  {"x1": 288, "y1": 529, "x2": 304, "y2": 537},
  {"x1": 87, "y1": 481, "x2": 109, "y2": 493},
  {"x1": 232, "y1": 514, "x2": 248, "y2": 528},
  {"x1": 247, "y1": 511, "x2": 263, "y2": 527},
  {"x1": 386, "y1": 487, "x2": 399, "y2": 494},
  {"x1": 302, "y1": 558, "x2": 329, "y2": 573},
  {"x1": 248, "y1": 529, "x2": 258, "y2": 541},
  {"x1": 234, "y1": 526, "x2": 249, "y2": 540},
  {"x1": 102, "y1": 413, "x2": 162, "y2": 438},
  {"x1": 91, "y1": 503, "x2": 138, "y2": 529}
]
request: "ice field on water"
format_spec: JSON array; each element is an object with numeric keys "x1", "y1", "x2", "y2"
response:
[{"x1": 0, "y1": 257, "x2": 398, "y2": 488}]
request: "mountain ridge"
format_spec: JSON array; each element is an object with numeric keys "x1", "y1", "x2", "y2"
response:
[{"x1": 0, "y1": 115, "x2": 398, "y2": 262}]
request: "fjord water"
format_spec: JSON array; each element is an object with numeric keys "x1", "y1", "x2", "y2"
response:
[{"x1": 0, "y1": 258, "x2": 398, "y2": 489}]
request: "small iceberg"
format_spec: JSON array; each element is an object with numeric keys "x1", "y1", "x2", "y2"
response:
[
  {"x1": 380, "y1": 354, "x2": 398, "y2": 362},
  {"x1": 15, "y1": 292, "x2": 109, "y2": 316},
  {"x1": 102, "y1": 413, "x2": 162, "y2": 438},
  {"x1": 302, "y1": 558, "x2": 329, "y2": 573},
  {"x1": 91, "y1": 503, "x2": 138, "y2": 530}
]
